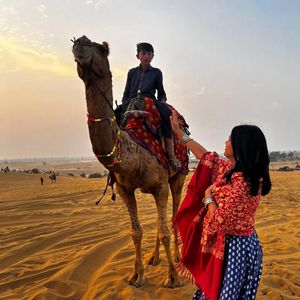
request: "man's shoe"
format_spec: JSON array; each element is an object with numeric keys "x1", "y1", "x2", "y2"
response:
[{"x1": 169, "y1": 159, "x2": 182, "y2": 172}]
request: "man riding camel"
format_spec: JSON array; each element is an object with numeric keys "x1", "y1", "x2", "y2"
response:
[{"x1": 122, "y1": 42, "x2": 181, "y2": 171}]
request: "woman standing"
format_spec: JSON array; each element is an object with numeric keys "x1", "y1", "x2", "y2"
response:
[{"x1": 171, "y1": 113, "x2": 271, "y2": 300}]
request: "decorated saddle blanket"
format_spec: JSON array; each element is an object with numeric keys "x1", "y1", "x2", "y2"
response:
[{"x1": 121, "y1": 97, "x2": 189, "y2": 174}]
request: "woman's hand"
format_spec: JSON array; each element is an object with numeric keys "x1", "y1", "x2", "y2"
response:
[
  {"x1": 170, "y1": 110, "x2": 208, "y2": 160},
  {"x1": 170, "y1": 111, "x2": 184, "y2": 139},
  {"x1": 207, "y1": 202, "x2": 217, "y2": 216},
  {"x1": 205, "y1": 184, "x2": 214, "y2": 198},
  {"x1": 205, "y1": 185, "x2": 217, "y2": 216}
]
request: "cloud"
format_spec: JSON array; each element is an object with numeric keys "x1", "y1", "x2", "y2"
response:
[
  {"x1": 0, "y1": 35, "x2": 74, "y2": 77},
  {"x1": 37, "y1": 3, "x2": 48, "y2": 19},
  {"x1": 196, "y1": 86, "x2": 206, "y2": 95},
  {"x1": 38, "y1": 3, "x2": 46, "y2": 12},
  {"x1": 0, "y1": 5, "x2": 18, "y2": 15},
  {"x1": 85, "y1": 0, "x2": 109, "y2": 7}
]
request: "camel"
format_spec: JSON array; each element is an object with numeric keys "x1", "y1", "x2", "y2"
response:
[{"x1": 72, "y1": 36, "x2": 186, "y2": 288}]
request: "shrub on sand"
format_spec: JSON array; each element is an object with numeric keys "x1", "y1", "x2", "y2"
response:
[{"x1": 88, "y1": 173, "x2": 102, "y2": 178}]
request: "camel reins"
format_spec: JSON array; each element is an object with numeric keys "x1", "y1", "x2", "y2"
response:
[
  {"x1": 84, "y1": 65, "x2": 121, "y2": 163},
  {"x1": 87, "y1": 115, "x2": 120, "y2": 205},
  {"x1": 93, "y1": 80, "x2": 114, "y2": 112},
  {"x1": 87, "y1": 115, "x2": 121, "y2": 162}
]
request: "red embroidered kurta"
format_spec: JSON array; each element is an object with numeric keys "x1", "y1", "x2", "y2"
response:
[
  {"x1": 201, "y1": 152, "x2": 261, "y2": 259},
  {"x1": 174, "y1": 151, "x2": 261, "y2": 300}
]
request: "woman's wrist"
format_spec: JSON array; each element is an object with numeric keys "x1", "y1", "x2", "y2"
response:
[
  {"x1": 181, "y1": 132, "x2": 193, "y2": 145},
  {"x1": 207, "y1": 201, "x2": 217, "y2": 214},
  {"x1": 202, "y1": 196, "x2": 215, "y2": 209}
]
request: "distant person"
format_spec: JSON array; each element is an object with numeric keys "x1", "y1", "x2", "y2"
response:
[
  {"x1": 40, "y1": 177, "x2": 44, "y2": 185},
  {"x1": 53, "y1": 173, "x2": 56, "y2": 183},
  {"x1": 171, "y1": 114, "x2": 272, "y2": 300},
  {"x1": 49, "y1": 172, "x2": 54, "y2": 183},
  {"x1": 122, "y1": 42, "x2": 181, "y2": 171}
]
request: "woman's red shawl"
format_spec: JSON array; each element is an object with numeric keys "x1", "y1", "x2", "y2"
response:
[{"x1": 173, "y1": 152, "x2": 225, "y2": 300}]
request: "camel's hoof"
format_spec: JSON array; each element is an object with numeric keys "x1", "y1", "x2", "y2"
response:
[
  {"x1": 162, "y1": 275, "x2": 184, "y2": 288},
  {"x1": 128, "y1": 273, "x2": 145, "y2": 288},
  {"x1": 147, "y1": 255, "x2": 161, "y2": 266}
]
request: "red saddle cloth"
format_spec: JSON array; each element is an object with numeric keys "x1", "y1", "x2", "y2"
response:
[{"x1": 123, "y1": 97, "x2": 188, "y2": 174}]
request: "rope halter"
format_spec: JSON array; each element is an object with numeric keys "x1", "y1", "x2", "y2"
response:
[{"x1": 87, "y1": 114, "x2": 122, "y2": 166}]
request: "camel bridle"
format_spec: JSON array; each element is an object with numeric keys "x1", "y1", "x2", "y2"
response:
[
  {"x1": 72, "y1": 37, "x2": 120, "y2": 204},
  {"x1": 72, "y1": 38, "x2": 115, "y2": 113},
  {"x1": 87, "y1": 114, "x2": 121, "y2": 160},
  {"x1": 72, "y1": 38, "x2": 120, "y2": 163}
]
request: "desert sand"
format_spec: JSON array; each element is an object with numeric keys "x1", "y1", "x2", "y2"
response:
[{"x1": 0, "y1": 167, "x2": 299, "y2": 299}]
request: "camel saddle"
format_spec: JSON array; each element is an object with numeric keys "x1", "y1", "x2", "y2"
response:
[{"x1": 117, "y1": 97, "x2": 189, "y2": 174}]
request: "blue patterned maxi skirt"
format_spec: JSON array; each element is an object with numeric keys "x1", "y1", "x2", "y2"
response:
[{"x1": 192, "y1": 232, "x2": 263, "y2": 300}]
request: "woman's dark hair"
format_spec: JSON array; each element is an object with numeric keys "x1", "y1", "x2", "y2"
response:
[{"x1": 225, "y1": 125, "x2": 272, "y2": 196}]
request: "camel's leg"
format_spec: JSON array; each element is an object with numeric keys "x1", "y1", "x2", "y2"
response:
[
  {"x1": 147, "y1": 221, "x2": 161, "y2": 266},
  {"x1": 148, "y1": 173, "x2": 186, "y2": 266},
  {"x1": 169, "y1": 173, "x2": 186, "y2": 263},
  {"x1": 117, "y1": 186, "x2": 145, "y2": 287},
  {"x1": 153, "y1": 188, "x2": 183, "y2": 288}
]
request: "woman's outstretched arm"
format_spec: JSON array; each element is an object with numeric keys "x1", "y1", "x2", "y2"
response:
[
  {"x1": 170, "y1": 112, "x2": 208, "y2": 160},
  {"x1": 182, "y1": 138, "x2": 208, "y2": 161}
]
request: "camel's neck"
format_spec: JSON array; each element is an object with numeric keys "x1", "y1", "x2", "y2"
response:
[
  {"x1": 85, "y1": 76, "x2": 118, "y2": 167},
  {"x1": 85, "y1": 77, "x2": 114, "y2": 117}
]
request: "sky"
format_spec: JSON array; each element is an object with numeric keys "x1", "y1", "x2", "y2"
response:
[{"x1": 1, "y1": 0, "x2": 300, "y2": 159}]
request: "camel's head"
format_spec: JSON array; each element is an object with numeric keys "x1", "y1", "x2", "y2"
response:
[{"x1": 72, "y1": 35, "x2": 110, "y2": 81}]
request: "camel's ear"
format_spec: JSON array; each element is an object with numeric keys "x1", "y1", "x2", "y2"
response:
[{"x1": 102, "y1": 42, "x2": 109, "y2": 56}]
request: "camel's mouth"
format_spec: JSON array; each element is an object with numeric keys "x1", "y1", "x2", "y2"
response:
[
  {"x1": 72, "y1": 36, "x2": 94, "y2": 66},
  {"x1": 73, "y1": 46, "x2": 93, "y2": 65}
]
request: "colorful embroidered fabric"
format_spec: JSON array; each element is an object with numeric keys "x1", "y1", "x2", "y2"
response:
[
  {"x1": 173, "y1": 152, "x2": 261, "y2": 300},
  {"x1": 123, "y1": 97, "x2": 188, "y2": 174}
]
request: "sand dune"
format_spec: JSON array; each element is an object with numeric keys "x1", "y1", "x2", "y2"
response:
[{"x1": 0, "y1": 171, "x2": 299, "y2": 299}]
